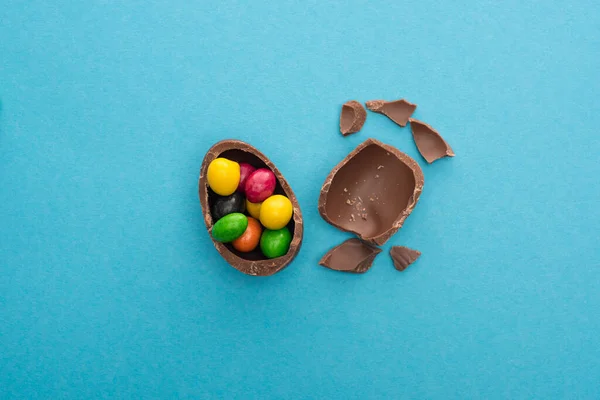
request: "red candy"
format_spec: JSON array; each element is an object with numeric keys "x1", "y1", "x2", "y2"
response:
[
  {"x1": 237, "y1": 163, "x2": 256, "y2": 193},
  {"x1": 244, "y1": 168, "x2": 276, "y2": 203}
]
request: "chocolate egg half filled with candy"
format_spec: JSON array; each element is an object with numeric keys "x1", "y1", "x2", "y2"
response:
[
  {"x1": 318, "y1": 138, "x2": 424, "y2": 246},
  {"x1": 199, "y1": 140, "x2": 303, "y2": 276}
]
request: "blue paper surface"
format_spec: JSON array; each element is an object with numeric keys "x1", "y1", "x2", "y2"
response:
[{"x1": 1, "y1": 1, "x2": 599, "y2": 398}]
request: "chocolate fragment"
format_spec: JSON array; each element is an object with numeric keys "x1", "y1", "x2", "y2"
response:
[
  {"x1": 390, "y1": 246, "x2": 421, "y2": 271},
  {"x1": 340, "y1": 100, "x2": 367, "y2": 136},
  {"x1": 319, "y1": 238, "x2": 382, "y2": 273},
  {"x1": 409, "y1": 118, "x2": 455, "y2": 163},
  {"x1": 318, "y1": 138, "x2": 424, "y2": 246},
  {"x1": 199, "y1": 140, "x2": 303, "y2": 276},
  {"x1": 365, "y1": 99, "x2": 417, "y2": 127}
]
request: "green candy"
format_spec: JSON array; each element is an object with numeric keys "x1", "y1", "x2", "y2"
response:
[
  {"x1": 260, "y1": 227, "x2": 292, "y2": 259},
  {"x1": 211, "y1": 213, "x2": 248, "y2": 243}
]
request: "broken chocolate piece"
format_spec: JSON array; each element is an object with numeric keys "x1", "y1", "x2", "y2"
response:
[
  {"x1": 390, "y1": 246, "x2": 421, "y2": 271},
  {"x1": 365, "y1": 99, "x2": 417, "y2": 127},
  {"x1": 340, "y1": 100, "x2": 367, "y2": 136},
  {"x1": 318, "y1": 138, "x2": 424, "y2": 246},
  {"x1": 409, "y1": 118, "x2": 455, "y2": 163},
  {"x1": 319, "y1": 238, "x2": 381, "y2": 273},
  {"x1": 199, "y1": 140, "x2": 303, "y2": 276}
]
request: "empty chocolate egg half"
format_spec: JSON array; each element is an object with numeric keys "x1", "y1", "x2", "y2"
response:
[
  {"x1": 199, "y1": 140, "x2": 303, "y2": 276},
  {"x1": 318, "y1": 138, "x2": 424, "y2": 246}
]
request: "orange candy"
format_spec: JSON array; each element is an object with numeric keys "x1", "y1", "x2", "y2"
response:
[{"x1": 232, "y1": 217, "x2": 262, "y2": 253}]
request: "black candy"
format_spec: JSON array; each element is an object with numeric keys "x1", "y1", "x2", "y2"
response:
[{"x1": 211, "y1": 192, "x2": 246, "y2": 221}]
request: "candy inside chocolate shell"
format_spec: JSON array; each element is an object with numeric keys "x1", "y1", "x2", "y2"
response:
[
  {"x1": 318, "y1": 138, "x2": 424, "y2": 246},
  {"x1": 199, "y1": 140, "x2": 303, "y2": 276}
]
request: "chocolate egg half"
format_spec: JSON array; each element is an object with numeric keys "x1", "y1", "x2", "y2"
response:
[
  {"x1": 199, "y1": 140, "x2": 303, "y2": 276},
  {"x1": 318, "y1": 138, "x2": 424, "y2": 246}
]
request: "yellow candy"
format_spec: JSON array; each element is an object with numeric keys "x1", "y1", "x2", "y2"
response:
[
  {"x1": 260, "y1": 195, "x2": 293, "y2": 230},
  {"x1": 246, "y1": 199, "x2": 263, "y2": 220},
  {"x1": 207, "y1": 158, "x2": 240, "y2": 196}
]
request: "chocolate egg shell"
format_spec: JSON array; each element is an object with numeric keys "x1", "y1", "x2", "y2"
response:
[
  {"x1": 199, "y1": 140, "x2": 303, "y2": 276},
  {"x1": 365, "y1": 99, "x2": 417, "y2": 127},
  {"x1": 409, "y1": 118, "x2": 455, "y2": 163},
  {"x1": 340, "y1": 100, "x2": 367, "y2": 136},
  {"x1": 318, "y1": 138, "x2": 424, "y2": 246},
  {"x1": 319, "y1": 238, "x2": 382, "y2": 274}
]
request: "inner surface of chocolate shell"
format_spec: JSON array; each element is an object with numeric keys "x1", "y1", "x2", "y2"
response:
[
  {"x1": 199, "y1": 140, "x2": 303, "y2": 276},
  {"x1": 318, "y1": 139, "x2": 424, "y2": 246}
]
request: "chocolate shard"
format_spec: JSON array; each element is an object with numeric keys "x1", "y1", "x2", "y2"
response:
[
  {"x1": 390, "y1": 246, "x2": 421, "y2": 271},
  {"x1": 340, "y1": 100, "x2": 367, "y2": 136},
  {"x1": 199, "y1": 140, "x2": 303, "y2": 276},
  {"x1": 365, "y1": 99, "x2": 417, "y2": 127},
  {"x1": 409, "y1": 118, "x2": 455, "y2": 163},
  {"x1": 318, "y1": 138, "x2": 424, "y2": 246},
  {"x1": 319, "y1": 238, "x2": 382, "y2": 273}
]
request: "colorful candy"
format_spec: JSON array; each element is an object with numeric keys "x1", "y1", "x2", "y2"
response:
[
  {"x1": 207, "y1": 158, "x2": 240, "y2": 196},
  {"x1": 211, "y1": 213, "x2": 248, "y2": 243},
  {"x1": 260, "y1": 227, "x2": 292, "y2": 259},
  {"x1": 245, "y1": 199, "x2": 263, "y2": 220},
  {"x1": 237, "y1": 163, "x2": 256, "y2": 193},
  {"x1": 211, "y1": 192, "x2": 246, "y2": 221},
  {"x1": 244, "y1": 168, "x2": 276, "y2": 203},
  {"x1": 208, "y1": 157, "x2": 294, "y2": 259},
  {"x1": 260, "y1": 195, "x2": 293, "y2": 230},
  {"x1": 232, "y1": 217, "x2": 262, "y2": 252}
]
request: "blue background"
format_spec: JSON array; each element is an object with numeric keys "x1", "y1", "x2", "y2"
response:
[{"x1": 1, "y1": 1, "x2": 599, "y2": 398}]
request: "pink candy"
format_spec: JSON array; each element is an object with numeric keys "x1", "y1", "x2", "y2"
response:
[
  {"x1": 244, "y1": 168, "x2": 276, "y2": 203},
  {"x1": 237, "y1": 163, "x2": 256, "y2": 193}
]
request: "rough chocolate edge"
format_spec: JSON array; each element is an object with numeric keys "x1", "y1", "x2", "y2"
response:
[
  {"x1": 390, "y1": 246, "x2": 421, "y2": 271},
  {"x1": 318, "y1": 239, "x2": 382, "y2": 274},
  {"x1": 199, "y1": 139, "x2": 304, "y2": 276},
  {"x1": 317, "y1": 138, "x2": 424, "y2": 246},
  {"x1": 365, "y1": 99, "x2": 417, "y2": 127},
  {"x1": 340, "y1": 100, "x2": 367, "y2": 136},
  {"x1": 408, "y1": 118, "x2": 455, "y2": 163}
]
